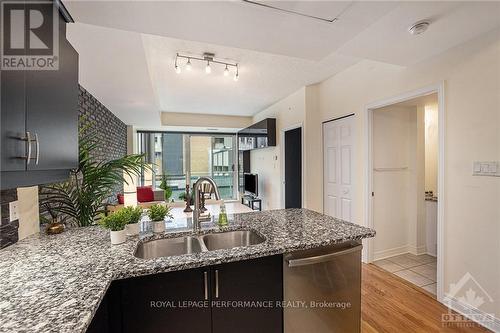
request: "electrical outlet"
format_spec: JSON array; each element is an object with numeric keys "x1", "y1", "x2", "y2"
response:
[{"x1": 9, "y1": 200, "x2": 19, "y2": 222}]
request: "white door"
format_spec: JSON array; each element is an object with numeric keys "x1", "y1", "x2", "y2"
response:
[{"x1": 323, "y1": 116, "x2": 354, "y2": 222}]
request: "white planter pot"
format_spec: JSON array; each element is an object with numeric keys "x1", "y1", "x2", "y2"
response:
[
  {"x1": 126, "y1": 222, "x2": 140, "y2": 236},
  {"x1": 152, "y1": 220, "x2": 165, "y2": 233},
  {"x1": 110, "y1": 230, "x2": 126, "y2": 245}
]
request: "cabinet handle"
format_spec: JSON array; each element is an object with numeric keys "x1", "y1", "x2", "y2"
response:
[
  {"x1": 17, "y1": 132, "x2": 32, "y2": 165},
  {"x1": 204, "y1": 271, "x2": 208, "y2": 300},
  {"x1": 33, "y1": 133, "x2": 39, "y2": 165},
  {"x1": 215, "y1": 269, "x2": 219, "y2": 298}
]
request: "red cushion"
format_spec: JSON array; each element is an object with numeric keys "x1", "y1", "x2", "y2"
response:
[
  {"x1": 117, "y1": 193, "x2": 124, "y2": 204},
  {"x1": 136, "y1": 186, "x2": 154, "y2": 202}
]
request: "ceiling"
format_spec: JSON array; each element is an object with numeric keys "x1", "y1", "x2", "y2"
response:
[{"x1": 64, "y1": 1, "x2": 500, "y2": 126}]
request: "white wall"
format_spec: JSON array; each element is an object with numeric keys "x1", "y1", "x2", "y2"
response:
[
  {"x1": 409, "y1": 106, "x2": 427, "y2": 256},
  {"x1": 313, "y1": 28, "x2": 500, "y2": 318},
  {"x1": 425, "y1": 103, "x2": 439, "y2": 194},
  {"x1": 250, "y1": 87, "x2": 306, "y2": 210},
  {"x1": 372, "y1": 106, "x2": 413, "y2": 259},
  {"x1": 372, "y1": 105, "x2": 427, "y2": 259}
]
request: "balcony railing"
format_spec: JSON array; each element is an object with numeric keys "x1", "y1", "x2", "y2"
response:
[{"x1": 140, "y1": 172, "x2": 235, "y2": 201}]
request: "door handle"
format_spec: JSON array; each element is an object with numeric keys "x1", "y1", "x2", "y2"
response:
[
  {"x1": 287, "y1": 244, "x2": 363, "y2": 267},
  {"x1": 215, "y1": 269, "x2": 219, "y2": 298},
  {"x1": 203, "y1": 271, "x2": 208, "y2": 300},
  {"x1": 17, "y1": 132, "x2": 32, "y2": 165}
]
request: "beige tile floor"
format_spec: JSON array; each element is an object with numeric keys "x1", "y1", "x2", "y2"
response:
[{"x1": 373, "y1": 253, "x2": 437, "y2": 295}]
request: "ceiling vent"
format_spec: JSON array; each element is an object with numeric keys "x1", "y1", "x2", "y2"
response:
[{"x1": 408, "y1": 20, "x2": 430, "y2": 35}]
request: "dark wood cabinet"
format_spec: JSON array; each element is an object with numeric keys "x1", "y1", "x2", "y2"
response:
[
  {"x1": 238, "y1": 118, "x2": 276, "y2": 151},
  {"x1": 121, "y1": 268, "x2": 212, "y2": 333},
  {"x1": 25, "y1": 18, "x2": 78, "y2": 171},
  {"x1": 1, "y1": 68, "x2": 26, "y2": 172},
  {"x1": 0, "y1": 6, "x2": 79, "y2": 189},
  {"x1": 211, "y1": 255, "x2": 283, "y2": 333},
  {"x1": 88, "y1": 255, "x2": 283, "y2": 333}
]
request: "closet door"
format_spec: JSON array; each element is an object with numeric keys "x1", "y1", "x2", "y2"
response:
[{"x1": 323, "y1": 116, "x2": 354, "y2": 222}]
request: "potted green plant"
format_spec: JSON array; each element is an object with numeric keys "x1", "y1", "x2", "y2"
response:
[
  {"x1": 148, "y1": 203, "x2": 173, "y2": 233},
  {"x1": 39, "y1": 117, "x2": 150, "y2": 228},
  {"x1": 99, "y1": 209, "x2": 129, "y2": 245},
  {"x1": 159, "y1": 174, "x2": 173, "y2": 202},
  {"x1": 123, "y1": 206, "x2": 143, "y2": 236}
]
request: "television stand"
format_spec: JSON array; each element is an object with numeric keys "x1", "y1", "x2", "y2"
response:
[{"x1": 241, "y1": 195, "x2": 262, "y2": 211}]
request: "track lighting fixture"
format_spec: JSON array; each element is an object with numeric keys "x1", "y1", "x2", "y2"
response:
[
  {"x1": 234, "y1": 65, "x2": 239, "y2": 81},
  {"x1": 174, "y1": 52, "x2": 239, "y2": 80},
  {"x1": 174, "y1": 57, "x2": 181, "y2": 74}
]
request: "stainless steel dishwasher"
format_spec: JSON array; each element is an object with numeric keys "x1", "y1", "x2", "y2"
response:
[{"x1": 283, "y1": 241, "x2": 362, "y2": 333}]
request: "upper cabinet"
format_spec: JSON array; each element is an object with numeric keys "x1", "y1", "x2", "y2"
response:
[
  {"x1": 1, "y1": 3, "x2": 79, "y2": 189},
  {"x1": 238, "y1": 118, "x2": 276, "y2": 151}
]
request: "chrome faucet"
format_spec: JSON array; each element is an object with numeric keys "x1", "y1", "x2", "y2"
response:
[{"x1": 192, "y1": 176, "x2": 221, "y2": 233}]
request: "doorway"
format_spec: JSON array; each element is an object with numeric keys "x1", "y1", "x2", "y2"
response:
[
  {"x1": 364, "y1": 84, "x2": 444, "y2": 301},
  {"x1": 323, "y1": 115, "x2": 355, "y2": 222},
  {"x1": 282, "y1": 126, "x2": 302, "y2": 208}
]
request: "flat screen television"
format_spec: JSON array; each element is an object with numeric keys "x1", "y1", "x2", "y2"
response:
[{"x1": 244, "y1": 173, "x2": 258, "y2": 197}]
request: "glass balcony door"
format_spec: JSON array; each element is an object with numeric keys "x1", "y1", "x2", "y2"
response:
[{"x1": 188, "y1": 134, "x2": 237, "y2": 200}]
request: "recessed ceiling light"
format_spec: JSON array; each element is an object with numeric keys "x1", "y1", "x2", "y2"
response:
[{"x1": 408, "y1": 20, "x2": 430, "y2": 35}]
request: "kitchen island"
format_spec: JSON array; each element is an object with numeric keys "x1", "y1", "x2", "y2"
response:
[{"x1": 0, "y1": 209, "x2": 375, "y2": 333}]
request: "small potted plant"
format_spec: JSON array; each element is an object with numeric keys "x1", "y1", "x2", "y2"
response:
[
  {"x1": 99, "y1": 209, "x2": 129, "y2": 245},
  {"x1": 159, "y1": 174, "x2": 173, "y2": 202},
  {"x1": 123, "y1": 206, "x2": 143, "y2": 236},
  {"x1": 148, "y1": 203, "x2": 173, "y2": 233}
]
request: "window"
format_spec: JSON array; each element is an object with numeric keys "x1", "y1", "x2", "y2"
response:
[{"x1": 137, "y1": 132, "x2": 237, "y2": 200}]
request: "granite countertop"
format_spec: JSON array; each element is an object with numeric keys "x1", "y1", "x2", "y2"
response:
[{"x1": 0, "y1": 208, "x2": 375, "y2": 333}]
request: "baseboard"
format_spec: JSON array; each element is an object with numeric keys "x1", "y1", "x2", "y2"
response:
[
  {"x1": 408, "y1": 245, "x2": 427, "y2": 256},
  {"x1": 374, "y1": 245, "x2": 409, "y2": 261},
  {"x1": 443, "y1": 295, "x2": 500, "y2": 332}
]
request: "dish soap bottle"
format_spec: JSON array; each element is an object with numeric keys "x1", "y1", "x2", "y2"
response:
[{"x1": 218, "y1": 200, "x2": 228, "y2": 227}]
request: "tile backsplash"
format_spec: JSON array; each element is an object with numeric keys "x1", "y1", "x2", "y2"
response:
[{"x1": 0, "y1": 189, "x2": 19, "y2": 249}]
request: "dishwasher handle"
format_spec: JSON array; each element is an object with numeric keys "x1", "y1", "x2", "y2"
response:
[{"x1": 287, "y1": 244, "x2": 362, "y2": 267}]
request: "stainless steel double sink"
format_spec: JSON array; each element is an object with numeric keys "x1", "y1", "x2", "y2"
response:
[{"x1": 134, "y1": 230, "x2": 266, "y2": 260}]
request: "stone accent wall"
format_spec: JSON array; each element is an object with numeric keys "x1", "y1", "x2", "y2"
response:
[
  {"x1": 78, "y1": 85, "x2": 127, "y2": 195},
  {"x1": 0, "y1": 189, "x2": 19, "y2": 248},
  {"x1": 79, "y1": 86, "x2": 127, "y2": 163},
  {"x1": 0, "y1": 86, "x2": 127, "y2": 249}
]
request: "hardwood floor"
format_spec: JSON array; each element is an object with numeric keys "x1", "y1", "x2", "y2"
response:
[{"x1": 361, "y1": 264, "x2": 491, "y2": 333}]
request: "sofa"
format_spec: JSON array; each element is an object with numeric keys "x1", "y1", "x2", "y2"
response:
[{"x1": 107, "y1": 186, "x2": 165, "y2": 213}]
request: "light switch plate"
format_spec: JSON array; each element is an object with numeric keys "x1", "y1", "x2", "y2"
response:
[
  {"x1": 9, "y1": 200, "x2": 19, "y2": 222},
  {"x1": 473, "y1": 161, "x2": 500, "y2": 177}
]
